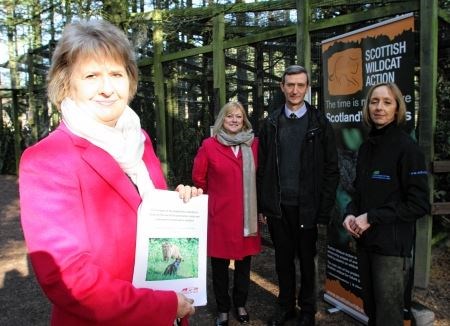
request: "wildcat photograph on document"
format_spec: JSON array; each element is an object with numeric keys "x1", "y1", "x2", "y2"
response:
[{"x1": 146, "y1": 238, "x2": 199, "y2": 281}]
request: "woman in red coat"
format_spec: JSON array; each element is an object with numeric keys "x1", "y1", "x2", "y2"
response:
[
  {"x1": 192, "y1": 101, "x2": 261, "y2": 325},
  {"x1": 19, "y1": 20, "x2": 200, "y2": 326}
]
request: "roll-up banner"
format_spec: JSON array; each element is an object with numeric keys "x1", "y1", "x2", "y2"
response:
[{"x1": 321, "y1": 13, "x2": 415, "y2": 325}]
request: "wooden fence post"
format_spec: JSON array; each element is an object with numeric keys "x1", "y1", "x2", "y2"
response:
[{"x1": 416, "y1": 0, "x2": 438, "y2": 288}]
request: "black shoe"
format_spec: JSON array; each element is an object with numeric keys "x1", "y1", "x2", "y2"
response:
[
  {"x1": 296, "y1": 313, "x2": 315, "y2": 326},
  {"x1": 268, "y1": 307, "x2": 296, "y2": 326},
  {"x1": 215, "y1": 312, "x2": 229, "y2": 326},
  {"x1": 236, "y1": 306, "x2": 249, "y2": 323}
]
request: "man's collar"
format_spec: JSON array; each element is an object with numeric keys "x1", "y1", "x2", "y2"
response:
[{"x1": 284, "y1": 103, "x2": 307, "y2": 119}]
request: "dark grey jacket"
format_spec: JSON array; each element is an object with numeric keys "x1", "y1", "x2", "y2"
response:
[{"x1": 257, "y1": 102, "x2": 339, "y2": 227}]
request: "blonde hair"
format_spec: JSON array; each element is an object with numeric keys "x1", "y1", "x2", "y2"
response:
[
  {"x1": 47, "y1": 20, "x2": 138, "y2": 109},
  {"x1": 212, "y1": 101, "x2": 252, "y2": 136},
  {"x1": 362, "y1": 82, "x2": 407, "y2": 127}
]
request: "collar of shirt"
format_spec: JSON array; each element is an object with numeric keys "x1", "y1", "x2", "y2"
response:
[
  {"x1": 231, "y1": 145, "x2": 239, "y2": 157},
  {"x1": 284, "y1": 104, "x2": 307, "y2": 119}
]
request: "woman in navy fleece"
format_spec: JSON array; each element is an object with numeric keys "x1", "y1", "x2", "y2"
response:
[{"x1": 342, "y1": 83, "x2": 430, "y2": 326}]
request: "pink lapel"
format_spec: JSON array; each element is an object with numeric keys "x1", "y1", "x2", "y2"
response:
[
  {"x1": 82, "y1": 145, "x2": 142, "y2": 211},
  {"x1": 59, "y1": 124, "x2": 142, "y2": 212}
]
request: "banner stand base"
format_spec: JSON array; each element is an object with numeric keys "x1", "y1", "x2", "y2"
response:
[
  {"x1": 327, "y1": 307, "x2": 341, "y2": 314},
  {"x1": 324, "y1": 295, "x2": 435, "y2": 326},
  {"x1": 323, "y1": 293, "x2": 368, "y2": 325},
  {"x1": 411, "y1": 301, "x2": 435, "y2": 326}
]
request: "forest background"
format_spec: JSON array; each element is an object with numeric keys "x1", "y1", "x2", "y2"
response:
[
  {"x1": 1, "y1": 0, "x2": 448, "y2": 257},
  {"x1": 0, "y1": 1, "x2": 449, "y2": 324}
]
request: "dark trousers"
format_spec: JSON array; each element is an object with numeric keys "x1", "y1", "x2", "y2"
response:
[
  {"x1": 357, "y1": 248, "x2": 410, "y2": 326},
  {"x1": 267, "y1": 205, "x2": 318, "y2": 314},
  {"x1": 211, "y1": 256, "x2": 252, "y2": 313}
]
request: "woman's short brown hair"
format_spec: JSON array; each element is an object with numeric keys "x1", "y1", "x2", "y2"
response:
[
  {"x1": 212, "y1": 101, "x2": 252, "y2": 136},
  {"x1": 362, "y1": 82, "x2": 407, "y2": 127},
  {"x1": 47, "y1": 20, "x2": 138, "y2": 109}
]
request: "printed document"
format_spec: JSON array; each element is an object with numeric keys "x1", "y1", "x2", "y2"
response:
[{"x1": 133, "y1": 190, "x2": 208, "y2": 306}]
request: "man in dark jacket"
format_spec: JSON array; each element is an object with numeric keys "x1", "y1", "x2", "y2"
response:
[{"x1": 257, "y1": 65, "x2": 339, "y2": 326}]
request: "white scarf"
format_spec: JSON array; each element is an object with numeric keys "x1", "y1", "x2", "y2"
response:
[{"x1": 60, "y1": 98, "x2": 155, "y2": 197}]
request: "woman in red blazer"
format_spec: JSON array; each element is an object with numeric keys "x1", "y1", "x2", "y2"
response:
[
  {"x1": 192, "y1": 101, "x2": 261, "y2": 325},
  {"x1": 19, "y1": 20, "x2": 200, "y2": 326}
]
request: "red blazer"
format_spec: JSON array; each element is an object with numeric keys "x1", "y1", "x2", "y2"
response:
[
  {"x1": 192, "y1": 137, "x2": 261, "y2": 260},
  {"x1": 19, "y1": 123, "x2": 179, "y2": 326}
]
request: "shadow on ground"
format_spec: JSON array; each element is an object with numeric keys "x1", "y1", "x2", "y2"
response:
[{"x1": 1, "y1": 175, "x2": 448, "y2": 326}]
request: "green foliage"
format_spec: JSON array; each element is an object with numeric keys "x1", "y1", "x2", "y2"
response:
[
  {"x1": 435, "y1": 68, "x2": 450, "y2": 162},
  {"x1": 434, "y1": 42, "x2": 450, "y2": 203},
  {"x1": 0, "y1": 127, "x2": 16, "y2": 175},
  {"x1": 432, "y1": 38, "x2": 450, "y2": 241},
  {"x1": 166, "y1": 118, "x2": 204, "y2": 188}
]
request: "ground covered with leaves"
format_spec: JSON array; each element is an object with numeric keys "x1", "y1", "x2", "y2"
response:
[{"x1": 0, "y1": 175, "x2": 448, "y2": 325}]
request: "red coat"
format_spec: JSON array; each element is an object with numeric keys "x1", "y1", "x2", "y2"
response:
[
  {"x1": 192, "y1": 137, "x2": 261, "y2": 260},
  {"x1": 19, "y1": 123, "x2": 180, "y2": 326}
]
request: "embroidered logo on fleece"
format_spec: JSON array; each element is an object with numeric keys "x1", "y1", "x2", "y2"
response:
[
  {"x1": 371, "y1": 170, "x2": 391, "y2": 180},
  {"x1": 409, "y1": 170, "x2": 428, "y2": 176}
]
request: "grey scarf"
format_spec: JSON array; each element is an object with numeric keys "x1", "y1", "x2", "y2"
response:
[{"x1": 216, "y1": 129, "x2": 257, "y2": 237}]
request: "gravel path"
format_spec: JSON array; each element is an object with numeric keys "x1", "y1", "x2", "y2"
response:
[{"x1": 1, "y1": 174, "x2": 448, "y2": 326}]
